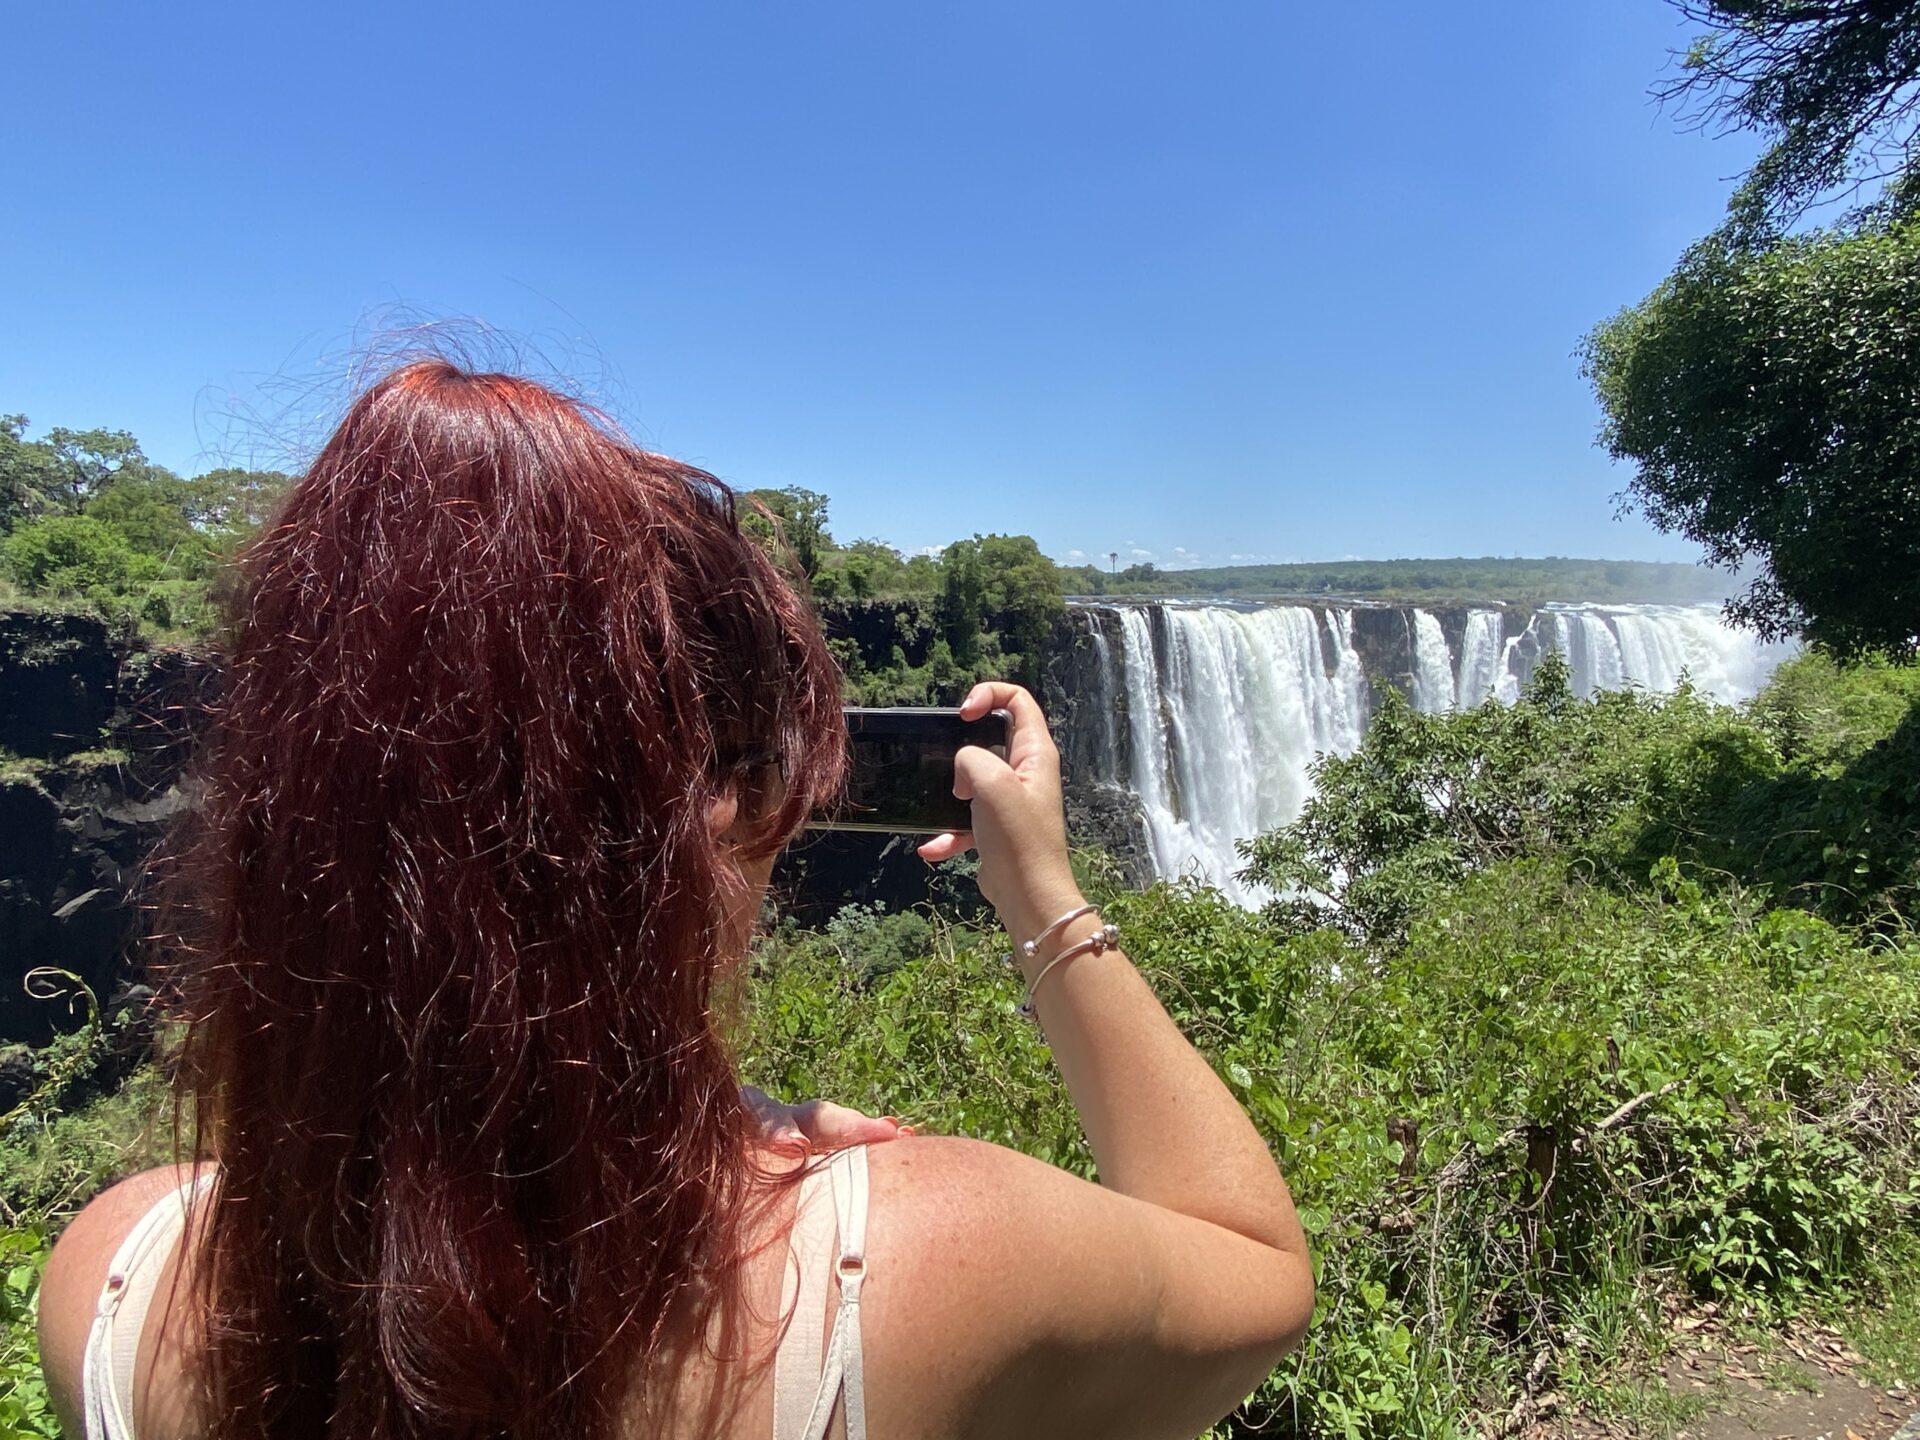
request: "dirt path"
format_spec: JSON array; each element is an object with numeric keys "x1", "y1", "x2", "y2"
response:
[{"x1": 1548, "y1": 1317, "x2": 1918, "y2": 1440}]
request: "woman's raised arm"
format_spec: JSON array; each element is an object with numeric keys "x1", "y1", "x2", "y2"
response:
[{"x1": 896, "y1": 680, "x2": 1314, "y2": 1438}]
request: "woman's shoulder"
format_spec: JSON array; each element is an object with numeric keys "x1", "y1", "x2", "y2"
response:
[
  {"x1": 855, "y1": 1136, "x2": 1163, "y2": 1434},
  {"x1": 38, "y1": 1162, "x2": 213, "y2": 1438}
]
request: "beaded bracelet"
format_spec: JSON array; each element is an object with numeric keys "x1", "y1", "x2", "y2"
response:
[{"x1": 1019, "y1": 920, "x2": 1121, "y2": 1018}]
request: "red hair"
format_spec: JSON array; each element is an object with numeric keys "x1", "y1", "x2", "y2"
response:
[{"x1": 148, "y1": 361, "x2": 846, "y2": 1438}]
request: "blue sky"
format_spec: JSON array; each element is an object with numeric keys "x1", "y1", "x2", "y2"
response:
[{"x1": 3, "y1": 2, "x2": 1762, "y2": 568}]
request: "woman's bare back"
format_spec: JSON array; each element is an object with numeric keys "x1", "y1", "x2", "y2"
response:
[{"x1": 43, "y1": 1132, "x2": 1307, "y2": 1440}]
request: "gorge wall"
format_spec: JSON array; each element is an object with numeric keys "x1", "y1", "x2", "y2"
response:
[{"x1": 0, "y1": 609, "x2": 218, "y2": 1045}]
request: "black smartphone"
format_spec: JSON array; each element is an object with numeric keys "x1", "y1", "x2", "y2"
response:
[{"x1": 808, "y1": 706, "x2": 1012, "y2": 833}]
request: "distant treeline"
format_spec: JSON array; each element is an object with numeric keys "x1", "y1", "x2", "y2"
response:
[
  {"x1": 0, "y1": 400, "x2": 1733, "y2": 683},
  {"x1": 1063, "y1": 555, "x2": 1736, "y2": 605}
]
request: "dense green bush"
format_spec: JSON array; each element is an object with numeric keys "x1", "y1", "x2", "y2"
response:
[
  {"x1": 0, "y1": 993, "x2": 163, "y2": 1440},
  {"x1": 744, "y1": 864, "x2": 1920, "y2": 1438},
  {"x1": 0, "y1": 1227, "x2": 56, "y2": 1439},
  {"x1": 1, "y1": 516, "x2": 158, "y2": 599}
]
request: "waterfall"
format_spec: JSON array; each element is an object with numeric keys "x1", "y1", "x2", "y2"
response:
[
  {"x1": 1411, "y1": 610, "x2": 1456, "y2": 712},
  {"x1": 1505, "y1": 604, "x2": 1795, "y2": 702},
  {"x1": 1081, "y1": 609, "x2": 1121, "y2": 761},
  {"x1": 1110, "y1": 604, "x2": 1370, "y2": 905},
  {"x1": 1081, "y1": 599, "x2": 1792, "y2": 906},
  {"x1": 1455, "y1": 609, "x2": 1505, "y2": 708},
  {"x1": 1115, "y1": 607, "x2": 1185, "y2": 890}
]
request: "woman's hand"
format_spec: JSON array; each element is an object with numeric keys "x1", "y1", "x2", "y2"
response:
[
  {"x1": 742, "y1": 1084, "x2": 913, "y2": 1149},
  {"x1": 916, "y1": 681, "x2": 1086, "y2": 943}
]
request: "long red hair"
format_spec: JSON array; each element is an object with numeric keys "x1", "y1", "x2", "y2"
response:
[{"x1": 148, "y1": 361, "x2": 846, "y2": 1438}]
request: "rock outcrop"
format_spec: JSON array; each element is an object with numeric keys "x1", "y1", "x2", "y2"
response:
[{"x1": 0, "y1": 609, "x2": 220, "y2": 1044}]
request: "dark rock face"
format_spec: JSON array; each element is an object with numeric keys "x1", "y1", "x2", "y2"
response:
[
  {"x1": 0, "y1": 611, "x2": 123, "y2": 759},
  {"x1": 0, "y1": 609, "x2": 217, "y2": 1045}
]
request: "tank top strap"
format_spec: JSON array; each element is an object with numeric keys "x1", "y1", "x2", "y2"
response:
[{"x1": 772, "y1": 1145, "x2": 872, "y2": 1440}]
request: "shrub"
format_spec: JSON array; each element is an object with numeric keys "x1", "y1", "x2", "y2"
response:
[
  {"x1": 0, "y1": 515, "x2": 157, "y2": 597},
  {"x1": 1238, "y1": 649, "x2": 1920, "y2": 937},
  {"x1": 0, "y1": 1227, "x2": 57, "y2": 1438},
  {"x1": 744, "y1": 865, "x2": 1920, "y2": 1438}
]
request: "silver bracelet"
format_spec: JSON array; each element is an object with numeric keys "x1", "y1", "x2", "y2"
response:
[
  {"x1": 1000, "y1": 903, "x2": 1097, "y2": 971},
  {"x1": 1019, "y1": 921, "x2": 1121, "y2": 1018}
]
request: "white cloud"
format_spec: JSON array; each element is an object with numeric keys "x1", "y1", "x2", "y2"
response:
[
  {"x1": 1065, "y1": 548, "x2": 1088, "y2": 563},
  {"x1": 1129, "y1": 547, "x2": 1155, "y2": 561},
  {"x1": 914, "y1": 544, "x2": 943, "y2": 558}
]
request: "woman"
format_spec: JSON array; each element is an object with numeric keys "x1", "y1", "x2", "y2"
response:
[{"x1": 37, "y1": 361, "x2": 1314, "y2": 1440}]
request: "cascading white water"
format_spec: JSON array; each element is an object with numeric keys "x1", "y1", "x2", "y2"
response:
[
  {"x1": 1081, "y1": 608, "x2": 1121, "y2": 761},
  {"x1": 1455, "y1": 610, "x2": 1506, "y2": 708},
  {"x1": 1411, "y1": 610, "x2": 1455, "y2": 713},
  {"x1": 1111, "y1": 604, "x2": 1369, "y2": 905},
  {"x1": 1505, "y1": 604, "x2": 1794, "y2": 702},
  {"x1": 1085, "y1": 600, "x2": 1792, "y2": 905}
]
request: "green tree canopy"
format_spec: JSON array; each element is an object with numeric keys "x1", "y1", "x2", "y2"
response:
[
  {"x1": 84, "y1": 470, "x2": 216, "y2": 574},
  {"x1": 937, "y1": 533, "x2": 1063, "y2": 686},
  {"x1": 1583, "y1": 209, "x2": 1920, "y2": 656},
  {"x1": 741, "y1": 486, "x2": 832, "y2": 580}
]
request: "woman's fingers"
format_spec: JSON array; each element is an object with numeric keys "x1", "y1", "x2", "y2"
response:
[
  {"x1": 744, "y1": 1087, "x2": 909, "y2": 1149},
  {"x1": 917, "y1": 830, "x2": 974, "y2": 861},
  {"x1": 793, "y1": 1100, "x2": 906, "y2": 1148},
  {"x1": 961, "y1": 682, "x2": 1055, "y2": 773}
]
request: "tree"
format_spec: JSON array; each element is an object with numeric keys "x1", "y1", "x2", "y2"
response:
[
  {"x1": 741, "y1": 486, "x2": 832, "y2": 580},
  {"x1": 1583, "y1": 209, "x2": 1920, "y2": 655},
  {"x1": 36, "y1": 426, "x2": 151, "y2": 514},
  {"x1": 189, "y1": 466, "x2": 295, "y2": 535},
  {"x1": 85, "y1": 468, "x2": 216, "y2": 574},
  {"x1": 938, "y1": 537, "x2": 989, "y2": 665},
  {"x1": 1660, "y1": 0, "x2": 1920, "y2": 230},
  {"x1": 835, "y1": 539, "x2": 912, "y2": 599},
  {"x1": 936, "y1": 533, "x2": 1064, "y2": 687},
  {"x1": 973, "y1": 533, "x2": 1064, "y2": 675},
  {"x1": 0, "y1": 416, "x2": 61, "y2": 533}
]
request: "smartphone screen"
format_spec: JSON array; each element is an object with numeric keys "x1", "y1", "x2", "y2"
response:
[{"x1": 808, "y1": 707, "x2": 1011, "y2": 833}]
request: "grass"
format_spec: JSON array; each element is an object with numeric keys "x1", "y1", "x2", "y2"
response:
[
  {"x1": 1843, "y1": 1257, "x2": 1920, "y2": 1390},
  {"x1": 0, "y1": 1062, "x2": 166, "y2": 1228},
  {"x1": 0, "y1": 1056, "x2": 163, "y2": 1439},
  {"x1": 1759, "y1": 1354, "x2": 1825, "y2": 1395},
  {"x1": 1576, "y1": 1371, "x2": 1719, "y2": 1439}
]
